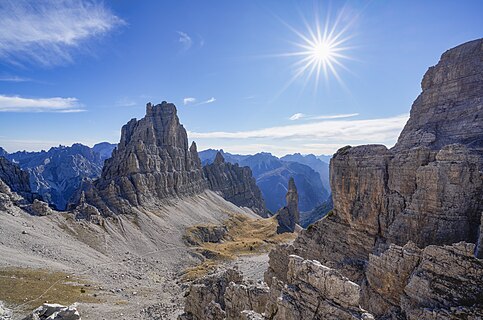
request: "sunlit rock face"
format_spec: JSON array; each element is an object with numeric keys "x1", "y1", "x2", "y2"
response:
[
  {"x1": 290, "y1": 39, "x2": 483, "y2": 278},
  {"x1": 259, "y1": 39, "x2": 483, "y2": 317},
  {"x1": 203, "y1": 152, "x2": 267, "y2": 217},
  {"x1": 78, "y1": 102, "x2": 208, "y2": 215}
]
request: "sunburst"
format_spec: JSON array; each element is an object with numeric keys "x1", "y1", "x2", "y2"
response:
[{"x1": 276, "y1": 6, "x2": 356, "y2": 91}]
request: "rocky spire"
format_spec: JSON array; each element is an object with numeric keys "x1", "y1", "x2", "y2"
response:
[
  {"x1": 213, "y1": 151, "x2": 225, "y2": 165},
  {"x1": 203, "y1": 152, "x2": 267, "y2": 216},
  {"x1": 79, "y1": 101, "x2": 207, "y2": 215},
  {"x1": 276, "y1": 177, "x2": 300, "y2": 233}
]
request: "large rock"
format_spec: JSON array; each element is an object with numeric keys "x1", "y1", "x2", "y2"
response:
[
  {"x1": 22, "y1": 303, "x2": 80, "y2": 320},
  {"x1": 275, "y1": 177, "x2": 300, "y2": 233},
  {"x1": 78, "y1": 102, "x2": 208, "y2": 215},
  {"x1": 362, "y1": 242, "x2": 483, "y2": 319},
  {"x1": 204, "y1": 152, "x2": 267, "y2": 216},
  {"x1": 180, "y1": 268, "x2": 243, "y2": 320},
  {"x1": 264, "y1": 255, "x2": 373, "y2": 320}
]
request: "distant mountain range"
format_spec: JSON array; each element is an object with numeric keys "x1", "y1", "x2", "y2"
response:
[
  {"x1": 199, "y1": 149, "x2": 331, "y2": 213},
  {"x1": 1, "y1": 142, "x2": 116, "y2": 210}
]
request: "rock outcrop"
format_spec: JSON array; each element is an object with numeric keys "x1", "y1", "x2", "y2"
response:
[
  {"x1": 22, "y1": 303, "x2": 80, "y2": 320},
  {"x1": 0, "y1": 157, "x2": 31, "y2": 200},
  {"x1": 204, "y1": 152, "x2": 267, "y2": 216},
  {"x1": 196, "y1": 39, "x2": 483, "y2": 319},
  {"x1": 272, "y1": 38, "x2": 483, "y2": 281},
  {"x1": 77, "y1": 102, "x2": 208, "y2": 215},
  {"x1": 275, "y1": 178, "x2": 300, "y2": 233}
]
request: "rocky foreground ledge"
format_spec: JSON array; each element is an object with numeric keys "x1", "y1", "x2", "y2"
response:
[{"x1": 179, "y1": 39, "x2": 483, "y2": 320}]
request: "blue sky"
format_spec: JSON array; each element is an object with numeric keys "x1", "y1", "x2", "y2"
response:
[{"x1": 0, "y1": 0, "x2": 481, "y2": 156}]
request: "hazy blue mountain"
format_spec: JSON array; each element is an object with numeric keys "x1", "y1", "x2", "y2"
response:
[
  {"x1": 199, "y1": 149, "x2": 249, "y2": 166},
  {"x1": 200, "y1": 149, "x2": 329, "y2": 213},
  {"x1": 317, "y1": 154, "x2": 332, "y2": 164},
  {"x1": 5, "y1": 143, "x2": 105, "y2": 210},
  {"x1": 0, "y1": 147, "x2": 7, "y2": 158},
  {"x1": 300, "y1": 195, "x2": 333, "y2": 228},
  {"x1": 280, "y1": 153, "x2": 330, "y2": 192},
  {"x1": 92, "y1": 142, "x2": 117, "y2": 161}
]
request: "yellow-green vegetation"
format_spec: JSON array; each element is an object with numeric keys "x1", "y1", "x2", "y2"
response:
[
  {"x1": 0, "y1": 267, "x2": 99, "y2": 312},
  {"x1": 182, "y1": 213, "x2": 296, "y2": 280}
]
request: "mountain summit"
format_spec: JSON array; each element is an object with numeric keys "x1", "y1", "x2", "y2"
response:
[{"x1": 78, "y1": 102, "x2": 207, "y2": 215}]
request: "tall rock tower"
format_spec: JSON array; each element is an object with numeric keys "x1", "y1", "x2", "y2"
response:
[
  {"x1": 79, "y1": 102, "x2": 207, "y2": 215},
  {"x1": 276, "y1": 177, "x2": 300, "y2": 233}
]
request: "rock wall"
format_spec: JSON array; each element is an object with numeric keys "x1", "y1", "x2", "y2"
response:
[
  {"x1": 78, "y1": 102, "x2": 208, "y2": 215},
  {"x1": 194, "y1": 39, "x2": 483, "y2": 319},
  {"x1": 0, "y1": 157, "x2": 32, "y2": 199},
  {"x1": 204, "y1": 152, "x2": 267, "y2": 216}
]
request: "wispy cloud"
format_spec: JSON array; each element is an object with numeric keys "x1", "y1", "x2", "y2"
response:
[
  {"x1": 0, "y1": 95, "x2": 85, "y2": 113},
  {"x1": 183, "y1": 97, "x2": 197, "y2": 105},
  {"x1": 199, "y1": 97, "x2": 216, "y2": 105},
  {"x1": 183, "y1": 97, "x2": 216, "y2": 106},
  {"x1": 289, "y1": 112, "x2": 359, "y2": 121},
  {"x1": 177, "y1": 31, "x2": 193, "y2": 51},
  {"x1": 289, "y1": 113, "x2": 305, "y2": 120},
  {"x1": 0, "y1": 0, "x2": 124, "y2": 66},
  {"x1": 191, "y1": 114, "x2": 409, "y2": 156},
  {"x1": 0, "y1": 75, "x2": 31, "y2": 82}
]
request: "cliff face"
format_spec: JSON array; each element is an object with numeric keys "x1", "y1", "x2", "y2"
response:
[
  {"x1": 79, "y1": 102, "x2": 207, "y2": 215},
  {"x1": 188, "y1": 39, "x2": 483, "y2": 319},
  {"x1": 0, "y1": 157, "x2": 31, "y2": 197},
  {"x1": 203, "y1": 152, "x2": 267, "y2": 216}
]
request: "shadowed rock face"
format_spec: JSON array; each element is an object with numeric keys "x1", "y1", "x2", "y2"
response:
[
  {"x1": 203, "y1": 152, "x2": 267, "y2": 216},
  {"x1": 0, "y1": 157, "x2": 32, "y2": 200},
  {"x1": 79, "y1": 102, "x2": 207, "y2": 215},
  {"x1": 276, "y1": 177, "x2": 300, "y2": 233}
]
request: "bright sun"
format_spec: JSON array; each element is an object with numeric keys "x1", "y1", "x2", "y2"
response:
[{"x1": 276, "y1": 6, "x2": 355, "y2": 90}]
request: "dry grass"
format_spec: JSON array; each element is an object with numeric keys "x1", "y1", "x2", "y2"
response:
[
  {"x1": 182, "y1": 213, "x2": 296, "y2": 281},
  {"x1": 0, "y1": 267, "x2": 99, "y2": 312}
]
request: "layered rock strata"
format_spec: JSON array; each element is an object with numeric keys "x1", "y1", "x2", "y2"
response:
[
  {"x1": 183, "y1": 39, "x2": 483, "y2": 319},
  {"x1": 77, "y1": 102, "x2": 208, "y2": 215},
  {"x1": 180, "y1": 255, "x2": 373, "y2": 320},
  {"x1": 204, "y1": 152, "x2": 267, "y2": 216},
  {"x1": 261, "y1": 38, "x2": 483, "y2": 317},
  {"x1": 275, "y1": 177, "x2": 300, "y2": 233}
]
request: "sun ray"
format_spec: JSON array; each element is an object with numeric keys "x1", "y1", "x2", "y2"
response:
[{"x1": 277, "y1": 5, "x2": 355, "y2": 90}]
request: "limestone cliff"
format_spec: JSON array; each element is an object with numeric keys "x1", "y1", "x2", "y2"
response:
[
  {"x1": 262, "y1": 38, "x2": 483, "y2": 317},
  {"x1": 78, "y1": 102, "x2": 207, "y2": 215},
  {"x1": 203, "y1": 152, "x2": 267, "y2": 216},
  {"x1": 183, "y1": 39, "x2": 483, "y2": 319}
]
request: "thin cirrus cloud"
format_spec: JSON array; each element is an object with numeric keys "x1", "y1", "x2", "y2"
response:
[
  {"x1": 183, "y1": 97, "x2": 197, "y2": 105},
  {"x1": 0, "y1": 75, "x2": 31, "y2": 82},
  {"x1": 183, "y1": 97, "x2": 216, "y2": 106},
  {"x1": 0, "y1": 95, "x2": 85, "y2": 113},
  {"x1": 0, "y1": 0, "x2": 124, "y2": 67},
  {"x1": 189, "y1": 114, "x2": 409, "y2": 152},
  {"x1": 289, "y1": 112, "x2": 359, "y2": 121},
  {"x1": 177, "y1": 31, "x2": 193, "y2": 51}
]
